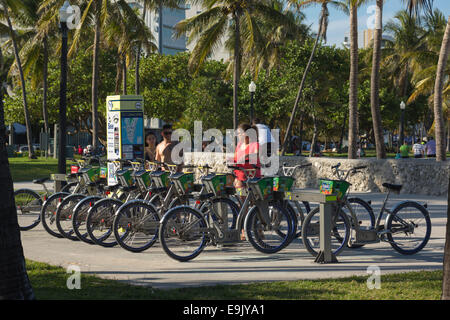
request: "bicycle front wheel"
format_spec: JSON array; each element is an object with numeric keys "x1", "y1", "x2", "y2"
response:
[
  {"x1": 40, "y1": 192, "x2": 70, "y2": 238},
  {"x1": 159, "y1": 206, "x2": 208, "y2": 262},
  {"x1": 14, "y1": 189, "x2": 42, "y2": 231},
  {"x1": 55, "y1": 194, "x2": 86, "y2": 241},
  {"x1": 386, "y1": 201, "x2": 431, "y2": 255},
  {"x1": 245, "y1": 203, "x2": 293, "y2": 254},
  {"x1": 301, "y1": 206, "x2": 350, "y2": 257},
  {"x1": 113, "y1": 201, "x2": 160, "y2": 253}
]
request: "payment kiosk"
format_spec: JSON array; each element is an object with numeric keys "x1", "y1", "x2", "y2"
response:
[{"x1": 106, "y1": 95, "x2": 144, "y2": 185}]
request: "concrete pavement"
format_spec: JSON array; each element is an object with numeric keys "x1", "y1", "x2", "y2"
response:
[{"x1": 17, "y1": 187, "x2": 447, "y2": 290}]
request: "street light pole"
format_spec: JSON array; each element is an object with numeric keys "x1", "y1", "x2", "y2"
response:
[
  {"x1": 249, "y1": 81, "x2": 256, "y2": 124},
  {"x1": 57, "y1": 1, "x2": 70, "y2": 191},
  {"x1": 398, "y1": 101, "x2": 406, "y2": 153}
]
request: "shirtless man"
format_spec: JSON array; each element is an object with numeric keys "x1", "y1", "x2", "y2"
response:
[{"x1": 155, "y1": 124, "x2": 182, "y2": 169}]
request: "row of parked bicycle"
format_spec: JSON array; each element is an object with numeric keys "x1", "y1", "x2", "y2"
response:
[{"x1": 14, "y1": 156, "x2": 432, "y2": 262}]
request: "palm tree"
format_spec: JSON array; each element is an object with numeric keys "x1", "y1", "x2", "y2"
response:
[
  {"x1": 347, "y1": 0, "x2": 368, "y2": 159},
  {"x1": 370, "y1": 0, "x2": 386, "y2": 159},
  {"x1": 281, "y1": 0, "x2": 347, "y2": 155},
  {"x1": 134, "y1": 0, "x2": 182, "y2": 94},
  {"x1": 1, "y1": 0, "x2": 35, "y2": 159},
  {"x1": 175, "y1": 0, "x2": 300, "y2": 131},
  {"x1": 104, "y1": 0, "x2": 157, "y2": 95},
  {"x1": 0, "y1": 46, "x2": 35, "y2": 300}
]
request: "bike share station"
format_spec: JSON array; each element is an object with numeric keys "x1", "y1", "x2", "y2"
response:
[
  {"x1": 285, "y1": 189, "x2": 339, "y2": 264},
  {"x1": 106, "y1": 95, "x2": 145, "y2": 186}
]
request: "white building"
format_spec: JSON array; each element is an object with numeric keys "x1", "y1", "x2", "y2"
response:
[{"x1": 127, "y1": 1, "x2": 187, "y2": 55}]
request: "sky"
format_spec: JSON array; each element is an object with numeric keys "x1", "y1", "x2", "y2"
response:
[{"x1": 298, "y1": 0, "x2": 450, "y2": 48}]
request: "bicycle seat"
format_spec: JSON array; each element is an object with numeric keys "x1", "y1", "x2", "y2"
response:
[
  {"x1": 382, "y1": 183, "x2": 402, "y2": 192},
  {"x1": 33, "y1": 177, "x2": 49, "y2": 184}
]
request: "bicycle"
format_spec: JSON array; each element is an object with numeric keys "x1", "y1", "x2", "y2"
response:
[
  {"x1": 84, "y1": 159, "x2": 153, "y2": 247},
  {"x1": 158, "y1": 165, "x2": 295, "y2": 262},
  {"x1": 40, "y1": 156, "x2": 106, "y2": 238},
  {"x1": 302, "y1": 163, "x2": 432, "y2": 257},
  {"x1": 14, "y1": 158, "x2": 83, "y2": 231},
  {"x1": 111, "y1": 161, "x2": 201, "y2": 253},
  {"x1": 279, "y1": 162, "x2": 313, "y2": 238}
]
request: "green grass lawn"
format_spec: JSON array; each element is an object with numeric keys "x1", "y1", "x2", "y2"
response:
[
  {"x1": 9, "y1": 157, "x2": 74, "y2": 182},
  {"x1": 26, "y1": 260, "x2": 443, "y2": 300}
]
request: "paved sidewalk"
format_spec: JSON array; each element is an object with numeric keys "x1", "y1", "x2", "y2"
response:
[{"x1": 19, "y1": 191, "x2": 447, "y2": 290}]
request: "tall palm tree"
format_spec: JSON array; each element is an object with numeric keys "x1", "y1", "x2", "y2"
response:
[
  {"x1": 175, "y1": 0, "x2": 300, "y2": 131},
  {"x1": 0, "y1": 46, "x2": 35, "y2": 300},
  {"x1": 347, "y1": 0, "x2": 367, "y2": 159},
  {"x1": 370, "y1": 0, "x2": 386, "y2": 159},
  {"x1": 104, "y1": 0, "x2": 156, "y2": 95},
  {"x1": 134, "y1": 0, "x2": 182, "y2": 94},
  {"x1": 12, "y1": 0, "x2": 57, "y2": 156},
  {"x1": 281, "y1": 0, "x2": 347, "y2": 155},
  {"x1": 1, "y1": 0, "x2": 35, "y2": 159}
]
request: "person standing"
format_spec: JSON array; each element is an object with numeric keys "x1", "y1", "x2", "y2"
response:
[
  {"x1": 233, "y1": 123, "x2": 260, "y2": 240},
  {"x1": 144, "y1": 131, "x2": 157, "y2": 161},
  {"x1": 252, "y1": 118, "x2": 274, "y2": 157},
  {"x1": 412, "y1": 139, "x2": 425, "y2": 158},
  {"x1": 399, "y1": 140, "x2": 410, "y2": 158},
  {"x1": 425, "y1": 136, "x2": 436, "y2": 158},
  {"x1": 155, "y1": 124, "x2": 182, "y2": 169}
]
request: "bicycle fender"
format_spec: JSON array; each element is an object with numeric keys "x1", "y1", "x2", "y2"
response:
[
  {"x1": 159, "y1": 205, "x2": 203, "y2": 225},
  {"x1": 115, "y1": 199, "x2": 158, "y2": 216},
  {"x1": 72, "y1": 195, "x2": 103, "y2": 213},
  {"x1": 384, "y1": 200, "x2": 429, "y2": 226}
]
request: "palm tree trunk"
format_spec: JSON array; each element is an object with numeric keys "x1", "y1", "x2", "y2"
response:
[
  {"x1": 122, "y1": 54, "x2": 127, "y2": 96},
  {"x1": 433, "y1": 16, "x2": 450, "y2": 162},
  {"x1": 0, "y1": 72, "x2": 35, "y2": 300},
  {"x1": 370, "y1": 0, "x2": 386, "y2": 159},
  {"x1": 233, "y1": 11, "x2": 242, "y2": 131},
  {"x1": 43, "y1": 36, "x2": 50, "y2": 157},
  {"x1": 310, "y1": 111, "x2": 317, "y2": 157},
  {"x1": 42, "y1": 36, "x2": 49, "y2": 135},
  {"x1": 135, "y1": 0, "x2": 147, "y2": 95},
  {"x1": 2, "y1": 1, "x2": 34, "y2": 159},
  {"x1": 281, "y1": 4, "x2": 325, "y2": 155},
  {"x1": 348, "y1": 2, "x2": 359, "y2": 159},
  {"x1": 91, "y1": 6, "x2": 101, "y2": 150}
]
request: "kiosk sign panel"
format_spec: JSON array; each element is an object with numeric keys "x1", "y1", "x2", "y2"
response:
[{"x1": 106, "y1": 95, "x2": 144, "y2": 185}]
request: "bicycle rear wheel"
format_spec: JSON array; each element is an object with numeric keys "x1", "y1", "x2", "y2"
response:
[
  {"x1": 113, "y1": 201, "x2": 160, "y2": 253},
  {"x1": 386, "y1": 201, "x2": 431, "y2": 255},
  {"x1": 86, "y1": 198, "x2": 122, "y2": 247},
  {"x1": 72, "y1": 196, "x2": 103, "y2": 244},
  {"x1": 245, "y1": 203, "x2": 293, "y2": 254},
  {"x1": 343, "y1": 197, "x2": 375, "y2": 248},
  {"x1": 55, "y1": 194, "x2": 86, "y2": 240},
  {"x1": 159, "y1": 206, "x2": 208, "y2": 262},
  {"x1": 301, "y1": 206, "x2": 350, "y2": 257},
  {"x1": 14, "y1": 189, "x2": 42, "y2": 231}
]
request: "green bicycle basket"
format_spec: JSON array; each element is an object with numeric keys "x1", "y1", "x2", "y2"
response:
[
  {"x1": 135, "y1": 170, "x2": 152, "y2": 189},
  {"x1": 248, "y1": 177, "x2": 274, "y2": 200},
  {"x1": 150, "y1": 170, "x2": 170, "y2": 188},
  {"x1": 116, "y1": 168, "x2": 134, "y2": 187},
  {"x1": 273, "y1": 176, "x2": 295, "y2": 192},
  {"x1": 80, "y1": 166, "x2": 100, "y2": 183},
  {"x1": 319, "y1": 179, "x2": 350, "y2": 199},
  {"x1": 202, "y1": 173, "x2": 234, "y2": 196},
  {"x1": 170, "y1": 172, "x2": 195, "y2": 195}
]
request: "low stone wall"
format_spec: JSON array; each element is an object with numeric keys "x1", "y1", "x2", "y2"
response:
[{"x1": 183, "y1": 152, "x2": 450, "y2": 196}]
